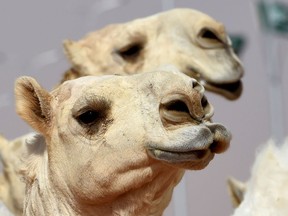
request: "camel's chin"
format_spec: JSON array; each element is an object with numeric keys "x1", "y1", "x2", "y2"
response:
[
  {"x1": 201, "y1": 80, "x2": 243, "y2": 100},
  {"x1": 148, "y1": 148, "x2": 215, "y2": 170}
]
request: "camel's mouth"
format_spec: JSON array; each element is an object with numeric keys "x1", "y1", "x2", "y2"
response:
[
  {"x1": 147, "y1": 147, "x2": 215, "y2": 169},
  {"x1": 208, "y1": 80, "x2": 242, "y2": 93},
  {"x1": 148, "y1": 148, "x2": 210, "y2": 161},
  {"x1": 186, "y1": 67, "x2": 243, "y2": 100},
  {"x1": 202, "y1": 80, "x2": 243, "y2": 100},
  {"x1": 146, "y1": 122, "x2": 231, "y2": 169}
]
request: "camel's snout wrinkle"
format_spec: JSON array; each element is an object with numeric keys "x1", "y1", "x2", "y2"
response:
[{"x1": 160, "y1": 78, "x2": 213, "y2": 127}]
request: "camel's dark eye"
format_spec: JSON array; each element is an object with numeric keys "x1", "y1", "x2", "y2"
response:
[
  {"x1": 201, "y1": 29, "x2": 220, "y2": 41},
  {"x1": 200, "y1": 28, "x2": 222, "y2": 43},
  {"x1": 197, "y1": 28, "x2": 224, "y2": 49},
  {"x1": 73, "y1": 96, "x2": 111, "y2": 131},
  {"x1": 117, "y1": 43, "x2": 143, "y2": 60},
  {"x1": 77, "y1": 110, "x2": 100, "y2": 125}
]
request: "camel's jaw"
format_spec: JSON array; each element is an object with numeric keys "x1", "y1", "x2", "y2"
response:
[{"x1": 147, "y1": 147, "x2": 215, "y2": 170}]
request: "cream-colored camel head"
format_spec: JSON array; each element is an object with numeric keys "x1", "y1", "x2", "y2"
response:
[
  {"x1": 228, "y1": 139, "x2": 288, "y2": 216},
  {"x1": 16, "y1": 68, "x2": 231, "y2": 215},
  {"x1": 63, "y1": 8, "x2": 244, "y2": 100}
]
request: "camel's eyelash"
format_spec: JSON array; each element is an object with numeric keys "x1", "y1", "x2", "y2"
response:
[{"x1": 73, "y1": 97, "x2": 111, "y2": 127}]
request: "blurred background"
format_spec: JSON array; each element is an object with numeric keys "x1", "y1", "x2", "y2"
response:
[{"x1": 0, "y1": 0, "x2": 288, "y2": 215}]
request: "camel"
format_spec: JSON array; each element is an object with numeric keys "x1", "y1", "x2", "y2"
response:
[
  {"x1": 0, "y1": 134, "x2": 30, "y2": 215},
  {"x1": 63, "y1": 8, "x2": 244, "y2": 100},
  {"x1": 228, "y1": 138, "x2": 288, "y2": 216},
  {"x1": 14, "y1": 68, "x2": 231, "y2": 216},
  {"x1": 0, "y1": 8, "x2": 244, "y2": 215}
]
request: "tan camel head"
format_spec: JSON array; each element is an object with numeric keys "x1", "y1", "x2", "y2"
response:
[
  {"x1": 15, "y1": 68, "x2": 231, "y2": 215},
  {"x1": 63, "y1": 8, "x2": 244, "y2": 100}
]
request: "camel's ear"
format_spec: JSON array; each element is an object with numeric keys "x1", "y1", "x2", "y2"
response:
[
  {"x1": 60, "y1": 68, "x2": 82, "y2": 83},
  {"x1": 62, "y1": 39, "x2": 92, "y2": 82},
  {"x1": 227, "y1": 177, "x2": 246, "y2": 208},
  {"x1": 15, "y1": 76, "x2": 52, "y2": 135},
  {"x1": 63, "y1": 40, "x2": 91, "y2": 69}
]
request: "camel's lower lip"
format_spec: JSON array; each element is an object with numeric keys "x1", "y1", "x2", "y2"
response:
[{"x1": 147, "y1": 148, "x2": 212, "y2": 163}]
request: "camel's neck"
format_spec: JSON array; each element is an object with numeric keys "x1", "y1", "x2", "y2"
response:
[
  {"x1": 23, "y1": 155, "x2": 78, "y2": 216},
  {"x1": 23, "y1": 179, "x2": 77, "y2": 215},
  {"x1": 24, "y1": 166, "x2": 184, "y2": 216}
]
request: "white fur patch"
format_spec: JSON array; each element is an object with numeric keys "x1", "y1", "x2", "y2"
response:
[
  {"x1": 232, "y1": 138, "x2": 288, "y2": 216},
  {"x1": 0, "y1": 202, "x2": 13, "y2": 216}
]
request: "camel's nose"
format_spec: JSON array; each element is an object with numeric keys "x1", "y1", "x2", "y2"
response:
[{"x1": 160, "y1": 79, "x2": 214, "y2": 126}]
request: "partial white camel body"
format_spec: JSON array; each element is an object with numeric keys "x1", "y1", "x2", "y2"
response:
[
  {"x1": 0, "y1": 134, "x2": 32, "y2": 215},
  {"x1": 15, "y1": 69, "x2": 231, "y2": 216},
  {"x1": 0, "y1": 202, "x2": 13, "y2": 216},
  {"x1": 228, "y1": 138, "x2": 288, "y2": 216},
  {"x1": 0, "y1": 8, "x2": 243, "y2": 215}
]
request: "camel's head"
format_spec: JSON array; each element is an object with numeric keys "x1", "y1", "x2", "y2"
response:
[
  {"x1": 15, "y1": 67, "x2": 231, "y2": 204},
  {"x1": 63, "y1": 8, "x2": 244, "y2": 100}
]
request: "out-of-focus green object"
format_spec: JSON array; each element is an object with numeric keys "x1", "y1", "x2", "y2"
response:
[
  {"x1": 230, "y1": 35, "x2": 246, "y2": 56},
  {"x1": 258, "y1": 1, "x2": 288, "y2": 34}
]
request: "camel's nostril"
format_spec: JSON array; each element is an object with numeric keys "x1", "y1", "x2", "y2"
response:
[
  {"x1": 201, "y1": 96, "x2": 211, "y2": 114},
  {"x1": 165, "y1": 100, "x2": 190, "y2": 114},
  {"x1": 191, "y1": 80, "x2": 213, "y2": 119},
  {"x1": 160, "y1": 95, "x2": 197, "y2": 125},
  {"x1": 201, "y1": 96, "x2": 208, "y2": 108},
  {"x1": 192, "y1": 79, "x2": 204, "y2": 94},
  {"x1": 201, "y1": 95, "x2": 214, "y2": 120},
  {"x1": 160, "y1": 91, "x2": 213, "y2": 126}
]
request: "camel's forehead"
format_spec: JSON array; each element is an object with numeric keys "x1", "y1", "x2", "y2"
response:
[
  {"x1": 54, "y1": 70, "x2": 191, "y2": 103},
  {"x1": 84, "y1": 8, "x2": 218, "y2": 40},
  {"x1": 129, "y1": 8, "x2": 215, "y2": 27},
  {"x1": 154, "y1": 8, "x2": 217, "y2": 25},
  {"x1": 62, "y1": 69, "x2": 188, "y2": 87},
  {"x1": 51, "y1": 76, "x2": 113, "y2": 102}
]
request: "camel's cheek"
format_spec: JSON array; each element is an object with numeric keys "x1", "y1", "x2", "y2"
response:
[
  {"x1": 49, "y1": 120, "x2": 152, "y2": 204},
  {"x1": 62, "y1": 146, "x2": 153, "y2": 204}
]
